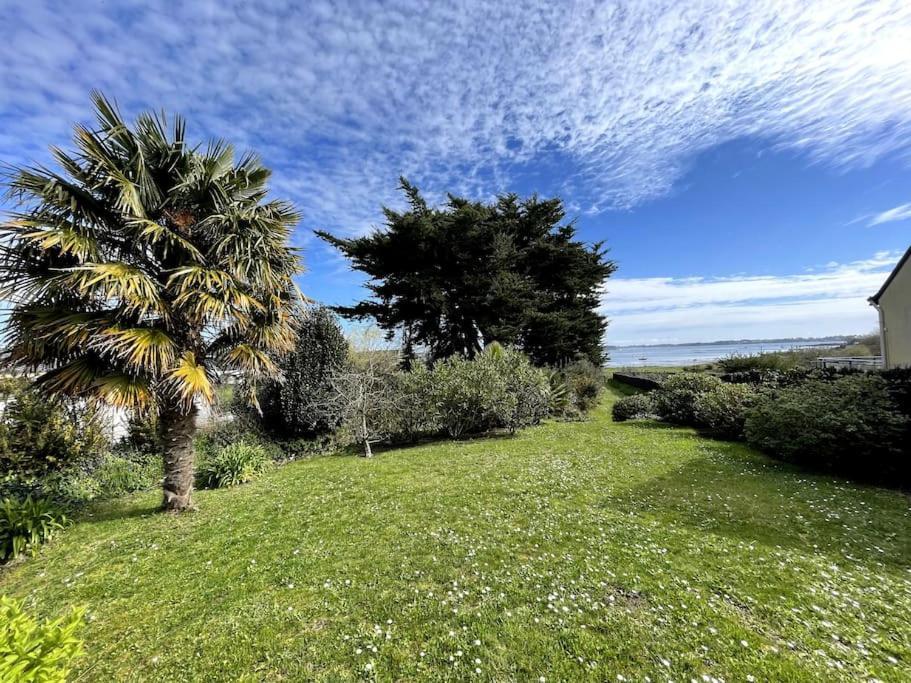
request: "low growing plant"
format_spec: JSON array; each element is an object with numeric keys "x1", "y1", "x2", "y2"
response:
[
  {"x1": 562, "y1": 358, "x2": 605, "y2": 412},
  {"x1": 0, "y1": 597, "x2": 85, "y2": 682},
  {"x1": 0, "y1": 496, "x2": 67, "y2": 562},
  {"x1": 0, "y1": 384, "x2": 109, "y2": 478},
  {"x1": 652, "y1": 373, "x2": 723, "y2": 425},
  {"x1": 744, "y1": 374, "x2": 907, "y2": 483},
  {"x1": 196, "y1": 442, "x2": 270, "y2": 489},
  {"x1": 692, "y1": 383, "x2": 756, "y2": 439},
  {"x1": 612, "y1": 392, "x2": 657, "y2": 422}
]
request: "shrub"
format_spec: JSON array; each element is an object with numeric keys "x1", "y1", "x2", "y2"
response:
[
  {"x1": 744, "y1": 374, "x2": 907, "y2": 482},
  {"x1": 91, "y1": 452, "x2": 161, "y2": 498},
  {"x1": 0, "y1": 496, "x2": 67, "y2": 562},
  {"x1": 0, "y1": 384, "x2": 109, "y2": 478},
  {"x1": 122, "y1": 410, "x2": 161, "y2": 456},
  {"x1": 652, "y1": 373, "x2": 722, "y2": 424},
  {"x1": 196, "y1": 442, "x2": 270, "y2": 489},
  {"x1": 389, "y1": 365, "x2": 440, "y2": 443},
  {"x1": 612, "y1": 393, "x2": 657, "y2": 422},
  {"x1": 0, "y1": 597, "x2": 84, "y2": 682},
  {"x1": 432, "y1": 352, "x2": 514, "y2": 438},
  {"x1": 256, "y1": 307, "x2": 348, "y2": 438},
  {"x1": 562, "y1": 359, "x2": 605, "y2": 412},
  {"x1": 719, "y1": 352, "x2": 798, "y2": 373},
  {"x1": 485, "y1": 344, "x2": 551, "y2": 432},
  {"x1": 692, "y1": 383, "x2": 756, "y2": 439}
]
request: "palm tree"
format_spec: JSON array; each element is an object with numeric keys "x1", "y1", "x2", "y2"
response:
[{"x1": 0, "y1": 92, "x2": 303, "y2": 511}]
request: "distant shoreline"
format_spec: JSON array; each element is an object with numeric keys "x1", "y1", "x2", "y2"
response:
[{"x1": 605, "y1": 336, "x2": 849, "y2": 350}]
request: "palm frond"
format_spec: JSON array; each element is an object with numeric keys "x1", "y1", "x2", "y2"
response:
[
  {"x1": 166, "y1": 351, "x2": 214, "y2": 407},
  {"x1": 222, "y1": 343, "x2": 278, "y2": 376},
  {"x1": 18, "y1": 221, "x2": 100, "y2": 261},
  {"x1": 60, "y1": 262, "x2": 164, "y2": 315},
  {"x1": 92, "y1": 373, "x2": 154, "y2": 409},
  {"x1": 130, "y1": 217, "x2": 204, "y2": 262},
  {"x1": 96, "y1": 326, "x2": 176, "y2": 372}
]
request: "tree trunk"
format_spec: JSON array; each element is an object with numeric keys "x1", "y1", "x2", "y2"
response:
[
  {"x1": 361, "y1": 407, "x2": 373, "y2": 458},
  {"x1": 159, "y1": 405, "x2": 198, "y2": 511}
]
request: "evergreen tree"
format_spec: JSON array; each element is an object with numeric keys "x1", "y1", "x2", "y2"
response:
[
  {"x1": 257, "y1": 307, "x2": 348, "y2": 438},
  {"x1": 316, "y1": 179, "x2": 615, "y2": 365}
]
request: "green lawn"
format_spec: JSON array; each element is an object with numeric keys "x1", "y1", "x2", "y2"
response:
[{"x1": 3, "y1": 387, "x2": 910, "y2": 681}]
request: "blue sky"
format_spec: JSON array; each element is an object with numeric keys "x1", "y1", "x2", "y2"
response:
[{"x1": 2, "y1": 0, "x2": 910, "y2": 345}]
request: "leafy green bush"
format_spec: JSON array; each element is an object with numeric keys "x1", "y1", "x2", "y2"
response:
[
  {"x1": 0, "y1": 384, "x2": 109, "y2": 478},
  {"x1": 0, "y1": 496, "x2": 67, "y2": 562},
  {"x1": 485, "y1": 343, "x2": 551, "y2": 433},
  {"x1": 389, "y1": 365, "x2": 440, "y2": 442},
  {"x1": 196, "y1": 442, "x2": 270, "y2": 489},
  {"x1": 718, "y1": 352, "x2": 799, "y2": 373},
  {"x1": 692, "y1": 383, "x2": 756, "y2": 439},
  {"x1": 562, "y1": 359, "x2": 605, "y2": 412},
  {"x1": 744, "y1": 374, "x2": 907, "y2": 482},
  {"x1": 0, "y1": 597, "x2": 84, "y2": 682},
  {"x1": 432, "y1": 352, "x2": 514, "y2": 438},
  {"x1": 611, "y1": 393, "x2": 657, "y2": 422},
  {"x1": 1, "y1": 450, "x2": 161, "y2": 507},
  {"x1": 256, "y1": 307, "x2": 348, "y2": 438},
  {"x1": 92, "y1": 452, "x2": 160, "y2": 498},
  {"x1": 652, "y1": 373, "x2": 722, "y2": 424},
  {"x1": 122, "y1": 409, "x2": 161, "y2": 456}
]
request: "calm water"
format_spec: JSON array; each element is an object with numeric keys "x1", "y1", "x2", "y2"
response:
[{"x1": 606, "y1": 339, "x2": 843, "y2": 367}]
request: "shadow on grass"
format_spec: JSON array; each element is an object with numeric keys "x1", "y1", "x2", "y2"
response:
[
  {"x1": 78, "y1": 498, "x2": 161, "y2": 525},
  {"x1": 611, "y1": 419, "x2": 682, "y2": 432},
  {"x1": 606, "y1": 439, "x2": 911, "y2": 570}
]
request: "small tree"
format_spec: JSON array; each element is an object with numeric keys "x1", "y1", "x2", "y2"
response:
[
  {"x1": 257, "y1": 306, "x2": 347, "y2": 438},
  {"x1": 0, "y1": 93, "x2": 302, "y2": 511},
  {"x1": 327, "y1": 329, "x2": 399, "y2": 458}
]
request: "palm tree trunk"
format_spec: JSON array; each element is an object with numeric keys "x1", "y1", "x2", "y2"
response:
[{"x1": 159, "y1": 405, "x2": 198, "y2": 511}]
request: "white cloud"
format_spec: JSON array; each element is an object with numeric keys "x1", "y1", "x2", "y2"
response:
[
  {"x1": 2, "y1": 1, "x2": 911, "y2": 234},
  {"x1": 868, "y1": 203, "x2": 911, "y2": 226},
  {"x1": 602, "y1": 251, "x2": 898, "y2": 345}
]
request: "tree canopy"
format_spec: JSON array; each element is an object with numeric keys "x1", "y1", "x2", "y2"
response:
[
  {"x1": 0, "y1": 92, "x2": 303, "y2": 509},
  {"x1": 317, "y1": 180, "x2": 615, "y2": 365}
]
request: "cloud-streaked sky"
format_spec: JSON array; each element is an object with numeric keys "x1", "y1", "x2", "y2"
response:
[{"x1": 3, "y1": 0, "x2": 910, "y2": 344}]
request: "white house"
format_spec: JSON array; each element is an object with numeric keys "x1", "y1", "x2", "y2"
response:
[{"x1": 869, "y1": 245, "x2": 911, "y2": 369}]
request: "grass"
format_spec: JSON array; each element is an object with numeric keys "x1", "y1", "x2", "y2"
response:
[{"x1": 2, "y1": 387, "x2": 909, "y2": 681}]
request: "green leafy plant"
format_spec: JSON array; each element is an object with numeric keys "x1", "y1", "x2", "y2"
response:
[
  {"x1": 744, "y1": 374, "x2": 907, "y2": 482},
  {"x1": 651, "y1": 373, "x2": 722, "y2": 425},
  {"x1": 0, "y1": 383, "x2": 109, "y2": 478},
  {"x1": 196, "y1": 442, "x2": 270, "y2": 489},
  {"x1": 0, "y1": 496, "x2": 67, "y2": 562},
  {"x1": 560, "y1": 359, "x2": 605, "y2": 412},
  {"x1": 0, "y1": 597, "x2": 85, "y2": 682},
  {"x1": 611, "y1": 392, "x2": 657, "y2": 422},
  {"x1": 692, "y1": 383, "x2": 756, "y2": 439},
  {"x1": 389, "y1": 365, "x2": 440, "y2": 443},
  {"x1": 256, "y1": 307, "x2": 348, "y2": 438},
  {"x1": 432, "y1": 351, "x2": 514, "y2": 438}
]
